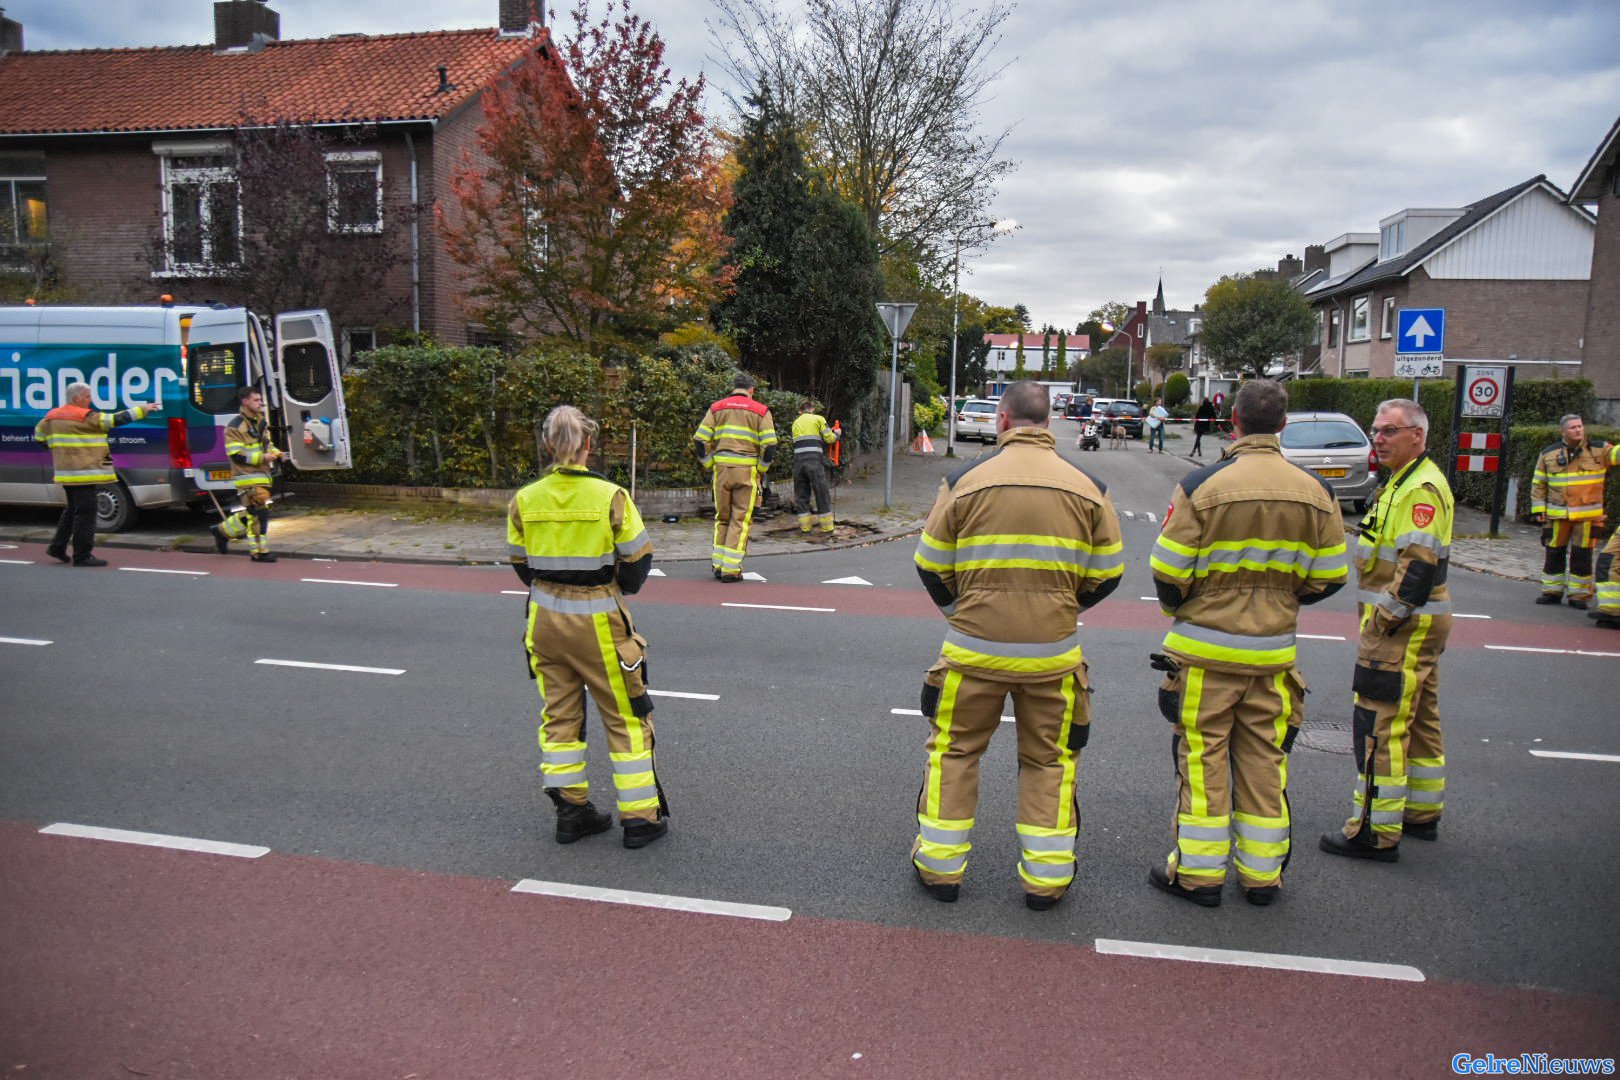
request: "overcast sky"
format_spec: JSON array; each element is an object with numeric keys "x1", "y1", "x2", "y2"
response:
[{"x1": 11, "y1": 0, "x2": 1619, "y2": 331}]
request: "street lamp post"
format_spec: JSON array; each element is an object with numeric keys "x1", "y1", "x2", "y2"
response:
[
  {"x1": 1101, "y1": 317, "x2": 1132, "y2": 399},
  {"x1": 946, "y1": 219, "x2": 1017, "y2": 458}
]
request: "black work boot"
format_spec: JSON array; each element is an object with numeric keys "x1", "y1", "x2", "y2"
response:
[
  {"x1": 72, "y1": 555, "x2": 108, "y2": 567},
  {"x1": 1244, "y1": 885, "x2": 1280, "y2": 906},
  {"x1": 1149, "y1": 863, "x2": 1221, "y2": 907},
  {"x1": 45, "y1": 545, "x2": 69, "y2": 563},
  {"x1": 623, "y1": 816, "x2": 668, "y2": 849},
  {"x1": 250, "y1": 551, "x2": 278, "y2": 563},
  {"x1": 912, "y1": 860, "x2": 959, "y2": 903},
  {"x1": 552, "y1": 798, "x2": 613, "y2": 845},
  {"x1": 1024, "y1": 892, "x2": 1063, "y2": 912},
  {"x1": 1319, "y1": 830, "x2": 1399, "y2": 862},
  {"x1": 1535, "y1": 593, "x2": 1562, "y2": 605},
  {"x1": 1402, "y1": 818, "x2": 1439, "y2": 841},
  {"x1": 1568, "y1": 598, "x2": 1588, "y2": 610}
]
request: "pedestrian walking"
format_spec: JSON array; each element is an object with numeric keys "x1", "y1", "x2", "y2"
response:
[
  {"x1": 1147, "y1": 397, "x2": 1169, "y2": 453},
  {"x1": 35, "y1": 382, "x2": 161, "y2": 566},
  {"x1": 1147, "y1": 379, "x2": 1348, "y2": 907},
  {"x1": 1321, "y1": 398, "x2": 1453, "y2": 861},
  {"x1": 790, "y1": 399, "x2": 839, "y2": 537},
  {"x1": 210, "y1": 387, "x2": 283, "y2": 563},
  {"x1": 1192, "y1": 398, "x2": 1216, "y2": 457},
  {"x1": 1530, "y1": 414, "x2": 1618, "y2": 610},
  {"x1": 692, "y1": 372, "x2": 777, "y2": 582},
  {"x1": 507, "y1": 405, "x2": 667, "y2": 849},
  {"x1": 910, "y1": 381, "x2": 1124, "y2": 911}
]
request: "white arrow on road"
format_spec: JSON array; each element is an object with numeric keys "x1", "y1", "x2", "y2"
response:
[
  {"x1": 1405, "y1": 314, "x2": 1436, "y2": 349},
  {"x1": 822, "y1": 575, "x2": 872, "y2": 586}
]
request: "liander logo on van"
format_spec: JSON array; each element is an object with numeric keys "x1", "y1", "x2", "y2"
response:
[{"x1": 2, "y1": 347, "x2": 186, "y2": 413}]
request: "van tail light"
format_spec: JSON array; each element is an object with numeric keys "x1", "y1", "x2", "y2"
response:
[
  {"x1": 1368, "y1": 446, "x2": 1379, "y2": 470},
  {"x1": 168, "y1": 417, "x2": 193, "y2": 469}
]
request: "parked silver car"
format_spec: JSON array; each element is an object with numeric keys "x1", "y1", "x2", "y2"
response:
[
  {"x1": 1279, "y1": 411, "x2": 1379, "y2": 512},
  {"x1": 955, "y1": 398, "x2": 999, "y2": 443}
]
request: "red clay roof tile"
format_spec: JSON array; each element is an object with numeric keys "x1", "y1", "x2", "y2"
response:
[{"x1": 0, "y1": 28, "x2": 544, "y2": 135}]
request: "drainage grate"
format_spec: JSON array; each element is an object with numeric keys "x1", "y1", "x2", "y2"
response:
[{"x1": 1296, "y1": 721, "x2": 1354, "y2": 755}]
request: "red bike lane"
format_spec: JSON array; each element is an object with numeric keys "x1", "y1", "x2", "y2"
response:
[{"x1": 2, "y1": 821, "x2": 1614, "y2": 1079}]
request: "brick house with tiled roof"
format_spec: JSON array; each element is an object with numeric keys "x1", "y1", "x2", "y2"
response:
[
  {"x1": 0, "y1": 0, "x2": 560, "y2": 352},
  {"x1": 1567, "y1": 113, "x2": 1620, "y2": 422}
]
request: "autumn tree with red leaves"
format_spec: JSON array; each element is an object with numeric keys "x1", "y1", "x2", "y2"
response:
[{"x1": 440, "y1": 1, "x2": 730, "y2": 351}]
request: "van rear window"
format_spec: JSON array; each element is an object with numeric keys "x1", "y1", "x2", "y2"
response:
[
  {"x1": 282, "y1": 342, "x2": 334, "y2": 404},
  {"x1": 190, "y1": 344, "x2": 245, "y2": 414}
]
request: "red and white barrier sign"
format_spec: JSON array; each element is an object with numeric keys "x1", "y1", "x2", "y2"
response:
[
  {"x1": 1455, "y1": 453, "x2": 1499, "y2": 472},
  {"x1": 1457, "y1": 432, "x2": 1501, "y2": 450}
]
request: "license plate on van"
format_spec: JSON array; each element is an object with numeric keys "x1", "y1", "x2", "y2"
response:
[
  {"x1": 209, "y1": 469, "x2": 233, "y2": 481},
  {"x1": 1316, "y1": 468, "x2": 1347, "y2": 478}
]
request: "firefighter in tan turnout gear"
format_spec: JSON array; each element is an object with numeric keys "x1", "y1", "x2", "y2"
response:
[
  {"x1": 1321, "y1": 398, "x2": 1453, "y2": 861},
  {"x1": 1531, "y1": 414, "x2": 1618, "y2": 609},
  {"x1": 209, "y1": 387, "x2": 283, "y2": 563},
  {"x1": 692, "y1": 372, "x2": 777, "y2": 581},
  {"x1": 508, "y1": 405, "x2": 668, "y2": 849},
  {"x1": 34, "y1": 382, "x2": 161, "y2": 567},
  {"x1": 1147, "y1": 379, "x2": 1348, "y2": 907},
  {"x1": 1595, "y1": 529, "x2": 1620, "y2": 629},
  {"x1": 911, "y1": 381, "x2": 1124, "y2": 911}
]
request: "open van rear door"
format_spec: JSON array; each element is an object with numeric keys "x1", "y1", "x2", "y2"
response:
[{"x1": 272, "y1": 309, "x2": 351, "y2": 470}]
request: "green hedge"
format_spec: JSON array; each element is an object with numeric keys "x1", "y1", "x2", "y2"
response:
[
  {"x1": 301, "y1": 341, "x2": 875, "y2": 490},
  {"x1": 1287, "y1": 378, "x2": 1610, "y2": 524}
]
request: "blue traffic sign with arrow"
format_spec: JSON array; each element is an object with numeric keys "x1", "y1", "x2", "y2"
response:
[{"x1": 1396, "y1": 308, "x2": 1446, "y2": 355}]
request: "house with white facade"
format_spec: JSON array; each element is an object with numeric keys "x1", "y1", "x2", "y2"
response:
[{"x1": 981, "y1": 332, "x2": 1089, "y2": 396}]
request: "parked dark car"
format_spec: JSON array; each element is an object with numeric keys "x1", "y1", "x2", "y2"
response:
[
  {"x1": 1098, "y1": 399, "x2": 1144, "y2": 439},
  {"x1": 1063, "y1": 396, "x2": 1090, "y2": 419}
]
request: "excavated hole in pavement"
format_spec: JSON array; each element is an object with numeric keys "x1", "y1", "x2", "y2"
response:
[{"x1": 1297, "y1": 721, "x2": 1354, "y2": 754}]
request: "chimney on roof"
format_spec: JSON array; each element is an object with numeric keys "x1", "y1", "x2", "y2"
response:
[
  {"x1": 1303, "y1": 244, "x2": 1327, "y2": 274},
  {"x1": 499, "y1": 0, "x2": 542, "y2": 35},
  {"x1": 1277, "y1": 252, "x2": 1303, "y2": 279},
  {"x1": 436, "y1": 65, "x2": 457, "y2": 93},
  {"x1": 215, "y1": 0, "x2": 279, "y2": 52},
  {"x1": 0, "y1": 8, "x2": 23, "y2": 55}
]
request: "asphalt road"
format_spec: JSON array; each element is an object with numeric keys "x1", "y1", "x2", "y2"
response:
[{"x1": 3, "y1": 429, "x2": 1618, "y2": 1077}]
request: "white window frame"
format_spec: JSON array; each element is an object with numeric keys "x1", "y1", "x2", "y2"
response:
[
  {"x1": 343, "y1": 326, "x2": 376, "y2": 367},
  {"x1": 1327, "y1": 309, "x2": 1341, "y2": 348},
  {"x1": 153, "y1": 140, "x2": 240, "y2": 277},
  {"x1": 0, "y1": 159, "x2": 48, "y2": 251},
  {"x1": 1348, "y1": 294, "x2": 1371, "y2": 342},
  {"x1": 326, "y1": 151, "x2": 383, "y2": 234},
  {"x1": 1380, "y1": 296, "x2": 1396, "y2": 339}
]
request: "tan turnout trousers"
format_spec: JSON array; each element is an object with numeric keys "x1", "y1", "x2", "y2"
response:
[
  {"x1": 712, "y1": 464, "x2": 760, "y2": 578},
  {"x1": 527, "y1": 585, "x2": 662, "y2": 824},
  {"x1": 1158, "y1": 666, "x2": 1304, "y2": 891},
  {"x1": 1343, "y1": 611, "x2": 1450, "y2": 847},
  {"x1": 914, "y1": 664, "x2": 1090, "y2": 902}
]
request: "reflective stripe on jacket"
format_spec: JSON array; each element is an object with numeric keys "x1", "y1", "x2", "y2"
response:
[
  {"x1": 1531, "y1": 440, "x2": 1616, "y2": 522},
  {"x1": 914, "y1": 427, "x2": 1123, "y2": 682},
  {"x1": 225, "y1": 412, "x2": 276, "y2": 489},
  {"x1": 1355, "y1": 453, "x2": 1453, "y2": 625},
  {"x1": 507, "y1": 465, "x2": 654, "y2": 595},
  {"x1": 790, "y1": 412, "x2": 837, "y2": 458},
  {"x1": 1151, "y1": 434, "x2": 1348, "y2": 674},
  {"x1": 34, "y1": 403, "x2": 151, "y2": 485},
  {"x1": 693, "y1": 395, "x2": 777, "y2": 469}
]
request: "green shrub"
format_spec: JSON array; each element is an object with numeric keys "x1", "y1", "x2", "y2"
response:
[
  {"x1": 913, "y1": 398, "x2": 946, "y2": 437},
  {"x1": 1164, "y1": 372, "x2": 1191, "y2": 407}
]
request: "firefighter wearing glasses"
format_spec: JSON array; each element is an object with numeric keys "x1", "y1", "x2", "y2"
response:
[
  {"x1": 1148, "y1": 379, "x2": 1348, "y2": 908},
  {"x1": 1321, "y1": 398, "x2": 1453, "y2": 861},
  {"x1": 693, "y1": 372, "x2": 777, "y2": 582},
  {"x1": 911, "y1": 382, "x2": 1124, "y2": 911},
  {"x1": 1531, "y1": 414, "x2": 1618, "y2": 610},
  {"x1": 508, "y1": 405, "x2": 667, "y2": 849}
]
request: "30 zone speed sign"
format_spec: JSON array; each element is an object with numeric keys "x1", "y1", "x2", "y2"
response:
[{"x1": 1462, "y1": 366, "x2": 1506, "y2": 418}]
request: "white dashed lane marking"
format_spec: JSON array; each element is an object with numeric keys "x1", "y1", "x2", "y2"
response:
[
  {"x1": 892, "y1": 707, "x2": 1014, "y2": 724},
  {"x1": 0, "y1": 636, "x2": 52, "y2": 646},
  {"x1": 120, "y1": 567, "x2": 209, "y2": 576},
  {"x1": 649, "y1": 689, "x2": 720, "y2": 701},
  {"x1": 0, "y1": 558, "x2": 35, "y2": 565},
  {"x1": 255, "y1": 658, "x2": 406, "y2": 675},
  {"x1": 512, "y1": 879, "x2": 790, "y2": 922},
  {"x1": 1453, "y1": 613, "x2": 1491, "y2": 619},
  {"x1": 301, "y1": 577, "x2": 398, "y2": 588},
  {"x1": 1095, "y1": 939, "x2": 1423, "y2": 982},
  {"x1": 39, "y1": 823, "x2": 269, "y2": 859},
  {"x1": 1529, "y1": 750, "x2": 1620, "y2": 764},
  {"x1": 722, "y1": 602, "x2": 835, "y2": 613},
  {"x1": 1299, "y1": 634, "x2": 1346, "y2": 641},
  {"x1": 1485, "y1": 645, "x2": 1620, "y2": 658}
]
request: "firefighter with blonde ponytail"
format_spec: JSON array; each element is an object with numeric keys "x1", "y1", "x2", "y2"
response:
[{"x1": 506, "y1": 404, "x2": 669, "y2": 848}]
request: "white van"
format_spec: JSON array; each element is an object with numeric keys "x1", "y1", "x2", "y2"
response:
[{"x1": 0, "y1": 303, "x2": 350, "y2": 529}]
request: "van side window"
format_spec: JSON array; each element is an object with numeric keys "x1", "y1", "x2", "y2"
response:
[
  {"x1": 282, "y1": 341, "x2": 333, "y2": 404},
  {"x1": 191, "y1": 344, "x2": 245, "y2": 414}
]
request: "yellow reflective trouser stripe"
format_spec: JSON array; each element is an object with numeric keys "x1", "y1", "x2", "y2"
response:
[
  {"x1": 594, "y1": 612, "x2": 645, "y2": 754},
  {"x1": 1232, "y1": 811, "x2": 1288, "y2": 883},
  {"x1": 1056, "y1": 674, "x2": 1078, "y2": 831},
  {"x1": 926, "y1": 669, "x2": 962, "y2": 821},
  {"x1": 533, "y1": 658, "x2": 589, "y2": 791},
  {"x1": 916, "y1": 670, "x2": 970, "y2": 878},
  {"x1": 1182, "y1": 666, "x2": 1207, "y2": 817},
  {"x1": 1273, "y1": 671, "x2": 1292, "y2": 790},
  {"x1": 1407, "y1": 755, "x2": 1445, "y2": 807},
  {"x1": 1017, "y1": 822, "x2": 1077, "y2": 887}
]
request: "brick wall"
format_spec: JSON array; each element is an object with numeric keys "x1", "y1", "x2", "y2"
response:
[
  {"x1": 1402, "y1": 268, "x2": 1587, "y2": 380},
  {"x1": 1582, "y1": 173, "x2": 1620, "y2": 409},
  {"x1": 42, "y1": 140, "x2": 164, "y2": 302}
]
